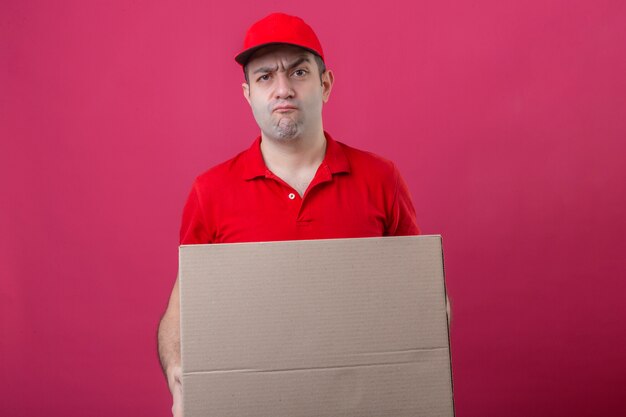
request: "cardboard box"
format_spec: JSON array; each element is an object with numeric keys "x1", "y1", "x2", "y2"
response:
[{"x1": 179, "y1": 235, "x2": 454, "y2": 417}]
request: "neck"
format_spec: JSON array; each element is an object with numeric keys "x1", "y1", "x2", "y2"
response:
[{"x1": 260, "y1": 128, "x2": 327, "y2": 173}]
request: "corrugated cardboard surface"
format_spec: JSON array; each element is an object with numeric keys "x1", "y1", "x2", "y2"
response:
[{"x1": 179, "y1": 235, "x2": 454, "y2": 417}]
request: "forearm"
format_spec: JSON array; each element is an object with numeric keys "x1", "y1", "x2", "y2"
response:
[
  {"x1": 158, "y1": 278, "x2": 181, "y2": 379},
  {"x1": 158, "y1": 308, "x2": 181, "y2": 377}
]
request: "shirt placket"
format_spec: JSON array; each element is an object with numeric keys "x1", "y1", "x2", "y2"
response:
[
  {"x1": 296, "y1": 164, "x2": 333, "y2": 229},
  {"x1": 264, "y1": 170, "x2": 303, "y2": 221},
  {"x1": 265, "y1": 164, "x2": 334, "y2": 227}
]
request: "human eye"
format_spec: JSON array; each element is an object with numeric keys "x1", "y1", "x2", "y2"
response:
[
  {"x1": 257, "y1": 73, "x2": 271, "y2": 82},
  {"x1": 292, "y1": 68, "x2": 308, "y2": 77}
]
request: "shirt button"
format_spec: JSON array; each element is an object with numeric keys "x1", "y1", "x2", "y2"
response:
[{"x1": 288, "y1": 193, "x2": 296, "y2": 200}]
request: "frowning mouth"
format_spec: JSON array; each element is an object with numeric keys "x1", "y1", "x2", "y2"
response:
[{"x1": 273, "y1": 105, "x2": 298, "y2": 113}]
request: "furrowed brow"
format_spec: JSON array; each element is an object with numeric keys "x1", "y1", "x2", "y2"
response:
[
  {"x1": 253, "y1": 65, "x2": 279, "y2": 75},
  {"x1": 286, "y1": 57, "x2": 311, "y2": 70},
  {"x1": 252, "y1": 57, "x2": 311, "y2": 76}
]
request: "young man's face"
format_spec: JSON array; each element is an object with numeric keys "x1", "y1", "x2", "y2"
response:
[{"x1": 242, "y1": 44, "x2": 333, "y2": 142}]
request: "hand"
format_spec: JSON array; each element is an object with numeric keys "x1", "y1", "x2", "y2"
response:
[{"x1": 167, "y1": 365, "x2": 183, "y2": 417}]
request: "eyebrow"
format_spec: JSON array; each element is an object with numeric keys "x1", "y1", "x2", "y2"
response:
[{"x1": 252, "y1": 57, "x2": 311, "y2": 75}]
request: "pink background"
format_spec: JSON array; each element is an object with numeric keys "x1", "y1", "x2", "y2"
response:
[{"x1": 2, "y1": 1, "x2": 625, "y2": 416}]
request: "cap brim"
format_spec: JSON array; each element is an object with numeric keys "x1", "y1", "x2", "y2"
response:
[{"x1": 235, "y1": 42, "x2": 322, "y2": 66}]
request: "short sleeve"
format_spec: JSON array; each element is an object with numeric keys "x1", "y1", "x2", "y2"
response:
[
  {"x1": 385, "y1": 165, "x2": 420, "y2": 236},
  {"x1": 179, "y1": 181, "x2": 213, "y2": 245}
]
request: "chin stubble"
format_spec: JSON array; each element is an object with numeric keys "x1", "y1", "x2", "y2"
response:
[{"x1": 274, "y1": 118, "x2": 299, "y2": 140}]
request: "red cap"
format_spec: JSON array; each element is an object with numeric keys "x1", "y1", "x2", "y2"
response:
[{"x1": 235, "y1": 13, "x2": 324, "y2": 66}]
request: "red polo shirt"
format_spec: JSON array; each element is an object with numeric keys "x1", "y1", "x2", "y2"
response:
[{"x1": 180, "y1": 132, "x2": 419, "y2": 244}]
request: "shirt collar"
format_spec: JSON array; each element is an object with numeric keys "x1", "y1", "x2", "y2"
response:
[{"x1": 241, "y1": 131, "x2": 351, "y2": 180}]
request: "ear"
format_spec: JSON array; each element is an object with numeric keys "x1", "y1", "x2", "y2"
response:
[
  {"x1": 242, "y1": 82, "x2": 251, "y2": 105},
  {"x1": 321, "y1": 69, "x2": 334, "y2": 103}
]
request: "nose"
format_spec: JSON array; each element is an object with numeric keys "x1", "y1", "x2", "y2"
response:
[{"x1": 274, "y1": 72, "x2": 295, "y2": 100}]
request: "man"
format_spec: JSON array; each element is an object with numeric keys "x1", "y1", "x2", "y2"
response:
[{"x1": 157, "y1": 12, "x2": 420, "y2": 416}]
